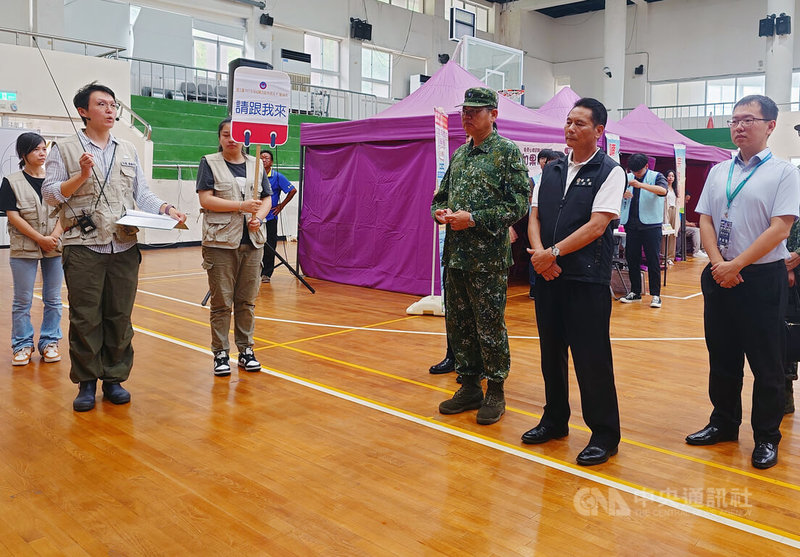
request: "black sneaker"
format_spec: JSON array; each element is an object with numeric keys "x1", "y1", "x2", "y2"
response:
[
  {"x1": 238, "y1": 347, "x2": 261, "y2": 372},
  {"x1": 619, "y1": 292, "x2": 642, "y2": 304},
  {"x1": 213, "y1": 351, "x2": 231, "y2": 376}
]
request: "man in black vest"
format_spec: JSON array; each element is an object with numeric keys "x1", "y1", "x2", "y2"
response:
[{"x1": 522, "y1": 98, "x2": 626, "y2": 466}]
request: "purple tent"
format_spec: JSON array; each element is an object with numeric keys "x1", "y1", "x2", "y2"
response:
[
  {"x1": 532, "y1": 86, "x2": 581, "y2": 128},
  {"x1": 298, "y1": 62, "x2": 564, "y2": 295},
  {"x1": 606, "y1": 105, "x2": 731, "y2": 221},
  {"x1": 606, "y1": 104, "x2": 730, "y2": 162}
]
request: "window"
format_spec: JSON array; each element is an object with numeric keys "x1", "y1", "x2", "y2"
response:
[
  {"x1": 376, "y1": 0, "x2": 422, "y2": 13},
  {"x1": 304, "y1": 34, "x2": 340, "y2": 89},
  {"x1": 650, "y1": 74, "x2": 768, "y2": 118},
  {"x1": 192, "y1": 29, "x2": 243, "y2": 73},
  {"x1": 362, "y1": 47, "x2": 391, "y2": 98},
  {"x1": 445, "y1": 0, "x2": 492, "y2": 33}
]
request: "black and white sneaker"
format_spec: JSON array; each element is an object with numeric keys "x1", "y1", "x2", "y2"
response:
[
  {"x1": 238, "y1": 347, "x2": 261, "y2": 372},
  {"x1": 213, "y1": 351, "x2": 231, "y2": 376},
  {"x1": 619, "y1": 292, "x2": 642, "y2": 304}
]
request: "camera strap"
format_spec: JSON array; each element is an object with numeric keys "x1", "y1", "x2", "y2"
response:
[{"x1": 92, "y1": 142, "x2": 117, "y2": 211}]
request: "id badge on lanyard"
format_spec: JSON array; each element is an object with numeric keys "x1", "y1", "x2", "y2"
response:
[{"x1": 719, "y1": 153, "x2": 772, "y2": 257}]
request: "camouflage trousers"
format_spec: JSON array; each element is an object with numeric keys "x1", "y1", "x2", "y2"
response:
[{"x1": 444, "y1": 267, "x2": 510, "y2": 381}]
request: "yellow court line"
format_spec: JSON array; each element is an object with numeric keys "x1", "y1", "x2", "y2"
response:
[
  {"x1": 128, "y1": 319, "x2": 800, "y2": 548},
  {"x1": 256, "y1": 315, "x2": 423, "y2": 351},
  {"x1": 129, "y1": 298, "x2": 800, "y2": 494}
]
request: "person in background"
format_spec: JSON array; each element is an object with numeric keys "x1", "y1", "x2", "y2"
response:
[
  {"x1": 618, "y1": 153, "x2": 668, "y2": 308},
  {"x1": 43, "y1": 82, "x2": 187, "y2": 412},
  {"x1": 784, "y1": 219, "x2": 800, "y2": 414},
  {"x1": 259, "y1": 149, "x2": 296, "y2": 285},
  {"x1": 663, "y1": 169, "x2": 677, "y2": 263},
  {"x1": 197, "y1": 118, "x2": 271, "y2": 376},
  {"x1": 0, "y1": 132, "x2": 63, "y2": 366}
]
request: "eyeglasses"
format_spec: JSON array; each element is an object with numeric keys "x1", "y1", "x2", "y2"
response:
[
  {"x1": 461, "y1": 107, "x2": 488, "y2": 117},
  {"x1": 726, "y1": 118, "x2": 770, "y2": 128},
  {"x1": 96, "y1": 100, "x2": 121, "y2": 111}
]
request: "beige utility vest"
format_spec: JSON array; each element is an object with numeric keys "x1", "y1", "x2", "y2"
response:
[
  {"x1": 55, "y1": 135, "x2": 139, "y2": 246},
  {"x1": 201, "y1": 152, "x2": 266, "y2": 249},
  {"x1": 6, "y1": 171, "x2": 61, "y2": 259}
]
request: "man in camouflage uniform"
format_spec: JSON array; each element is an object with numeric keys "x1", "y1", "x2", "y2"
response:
[{"x1": 431, "y1": 87, "x2": 529, "y2": 425}]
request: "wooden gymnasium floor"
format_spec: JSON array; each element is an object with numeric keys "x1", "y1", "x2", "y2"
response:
[{"x1": 1, "y1": 243, "x2": 800, "y2": 556}]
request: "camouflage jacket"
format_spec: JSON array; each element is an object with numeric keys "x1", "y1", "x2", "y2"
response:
[
  {"x1": 789, "y1": 219, "x2": 800, "y2": 254},
  {"x1": 431, "y1": 130, "x2": 530, "y2": 272}
]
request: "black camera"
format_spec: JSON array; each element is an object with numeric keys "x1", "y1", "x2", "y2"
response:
[{"x1": 75, "y1": 210, "x2": 97, "y2": 234}]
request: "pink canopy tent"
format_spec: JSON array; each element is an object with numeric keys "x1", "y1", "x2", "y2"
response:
[
  {"x1": 607, "y1": 105, "x2": 731, "y2": 221},
  {"x1": 532, "y1": 86, "x2": 581, "y2": 127},
  {"x1": 298, "y1": 62, "x2": 565, "y2": 295}
]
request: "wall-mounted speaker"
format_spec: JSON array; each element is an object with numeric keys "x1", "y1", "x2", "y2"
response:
[
  {"x1": 350, "y1": 18, "x2": 372, "y2": 41},
  {"x1": 259, "y1": 13, "x2": 273, "y2": 26}
]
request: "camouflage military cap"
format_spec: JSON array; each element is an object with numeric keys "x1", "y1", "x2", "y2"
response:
[{"x1": 458, "y1": 87, "x2": 498, "y2": 108}]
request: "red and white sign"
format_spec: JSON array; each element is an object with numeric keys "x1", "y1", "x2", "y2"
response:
[{"x1": 231, "y1": 67, "x2": 291, "y2": 147}]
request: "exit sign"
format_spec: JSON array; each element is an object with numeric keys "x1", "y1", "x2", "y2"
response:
[{"x1": 0, "y1": 91, "x2": 17, "y2": 101}]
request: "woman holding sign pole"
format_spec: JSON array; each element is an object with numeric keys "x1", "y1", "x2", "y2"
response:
[{"x1": 196, "y1": 118, "x2": 271, "y2": 376}]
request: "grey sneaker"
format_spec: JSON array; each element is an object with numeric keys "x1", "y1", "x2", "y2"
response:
[
  {"x1": 620, "y1": 292, "x2": 642, "y2": 303},
  {"x1": 650, "y1": 296, "x2": 662, "y2": 308}
]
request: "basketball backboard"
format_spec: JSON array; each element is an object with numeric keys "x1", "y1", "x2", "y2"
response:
[{"x1": 457, "y1": 36, "x2": 523, "y2": 93}]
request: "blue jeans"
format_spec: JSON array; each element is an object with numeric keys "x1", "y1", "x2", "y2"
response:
[{"x1": 10, "y1": 256, "x2": 63, "y2": 353}]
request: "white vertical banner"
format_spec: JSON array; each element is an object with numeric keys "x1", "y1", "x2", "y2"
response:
[
  {"x1": 606, "y1": 133, "x2": 621, "y2": 163},
  {"x1": 673, "y1": 143, "x2": 686, "y2": 214},
  {"x1": 406, "y1": 109, "x2": 448, "y2": 315},
  {"x1": 514, "y1": 141, "x2": 568, "y2": 178}
]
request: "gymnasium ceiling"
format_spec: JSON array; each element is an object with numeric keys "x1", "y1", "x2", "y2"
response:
[{"x1": 484, "y1": 0, "x2": 664, "y2": 19}]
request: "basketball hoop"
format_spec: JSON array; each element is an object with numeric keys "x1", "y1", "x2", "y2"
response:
[{"x1": 498, "y1": 89, "x2": 524, "y2": 104}]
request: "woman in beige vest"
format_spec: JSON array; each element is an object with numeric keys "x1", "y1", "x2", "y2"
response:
[
  {"x1": 0, "y1": 132, "x2": 63, "y2": 366},
  {"x1": 196, "y1": 118, "x2": 271, "y2": 376}
]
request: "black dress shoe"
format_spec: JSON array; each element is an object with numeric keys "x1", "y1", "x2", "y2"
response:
[
  {"x1": 576, "y1": 444, "x2": 618, "y2": 466},
  {"x1": 685, "y1": 425, "x2": 738, "y2": 446},
  {"x1": 752, "y1": 441, "x2": 778, "y2": 469},
  {"x1": 521, "y1": 424, "x2": 569, "y2": 445},
  {"x1": 102, "y1": 382, "x2": 131, "y2": 405},
  {"x1": 73, "y1": 380, "x2": 97, "y2": 412},
  {"x1": 429, "y1": 356, "x2": 455, "y2": 375}
]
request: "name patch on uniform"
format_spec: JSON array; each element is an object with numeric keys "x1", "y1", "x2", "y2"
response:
[
  {"x1": 120, "y1": 161, "x2": 137, "y2": 167},
  {"x1": 574, "y1": 177, "x2": 593, "y2": 187}
]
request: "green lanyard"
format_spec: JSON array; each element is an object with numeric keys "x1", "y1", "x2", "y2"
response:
[{"x1": 725, "y1": 152, "x2": 772, "y2": 214}]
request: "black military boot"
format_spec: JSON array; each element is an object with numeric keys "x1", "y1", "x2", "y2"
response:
[
  {"x1": 476, "y1": 380, "x2": 506, "y2": 425},
  {"x1": 73, "y1": 379, "x2": 97, "y2": 412},
  {"x1": 439, "y1": 374, "x2": 483, "y2": 414},
  {"x1": 785, "y1": 379, "x2": 795, "y2": 414}
]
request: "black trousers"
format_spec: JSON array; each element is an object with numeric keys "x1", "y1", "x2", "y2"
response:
[
  {"x1": 625, "y1": 225, "x2": 662, "y2": 296},
  {"x1": 702, "y1": 260, "x2": 787, "y2": 444},
  {"x1": 534, "y1": 278, "x2": 621, "y2": 448},
  {"x1": 260, "y1": 218, "x2": 279, "y2": 277}
]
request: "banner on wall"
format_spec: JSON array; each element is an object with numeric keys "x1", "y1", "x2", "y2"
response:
[
  {"x1": 514, "y1": 141, "x2": 569, "y2": 179},
  {"x1": 605, "y1": 133, "x2": 621, "y2": 163}
]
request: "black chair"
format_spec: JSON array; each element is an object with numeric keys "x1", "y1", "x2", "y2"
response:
[
  {"x1": 216, "y1": 85, "x2": 228, "y2": 103},
  {"x1": 197, "y1": 83, "x2": 217, "y2": 103}
]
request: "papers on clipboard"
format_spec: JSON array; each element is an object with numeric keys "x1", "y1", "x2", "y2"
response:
[{"x1": 116, "y1": 209, "x2": 189, "y2": 230}]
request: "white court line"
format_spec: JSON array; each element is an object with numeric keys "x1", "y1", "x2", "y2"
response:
[
  {"x1": 661, "y1": 292, "x2": 703, "y2": 300},
  {"x1": 132, "y1": 323, "x2": 800, "y2": 550},
  {"x1": 135, "y1": 289, "x2": 706, "y2": 342}
]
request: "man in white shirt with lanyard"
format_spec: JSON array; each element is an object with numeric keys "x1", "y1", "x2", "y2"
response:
[{"x1": 685, "y1": 95, "x2": 800, "y2": 469}]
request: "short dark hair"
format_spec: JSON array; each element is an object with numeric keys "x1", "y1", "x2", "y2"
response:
[
  {"x1": 73, "y1": 82, "x2": 116, "y2": 125},
  {"x1": 734, "y1": 94, "x2": 778, "y2": 121},
  {"x1": 628, "y1": 153, "x2": 649, "y2": 172},
  {"x1": 16, "y1": 132, "x2": 46, "y2": 169},
  {"x1": 537, "y1": 149, "x2": 561, "y2": 163},
  {"x1": 261, "y1": 149, "x2": 273, "y2": 160},
  {"x1": 572, "y1": 97, "x2": 608, "y2": 127}
]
